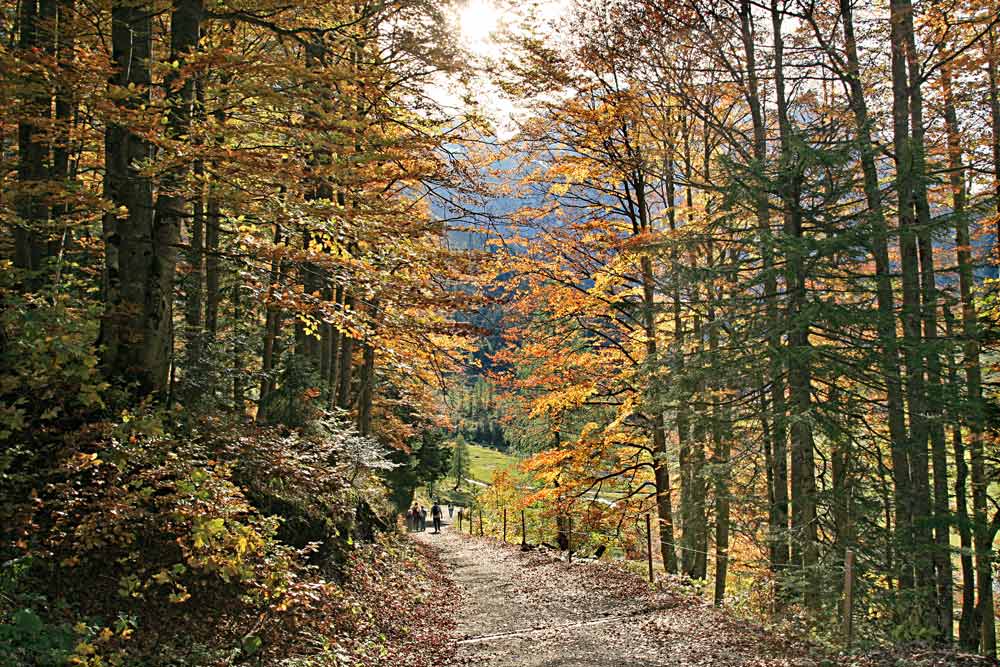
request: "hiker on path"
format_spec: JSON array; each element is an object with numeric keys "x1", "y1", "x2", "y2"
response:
[
  {"x1": 448, "y1": 503, "x2": 454, "y2": 518},
  {"x1": 420, "y1": 504, "x2": 428, "y2": 531},
  {"x1": 410, "y1": 503, "x2": 420, "y2": 532},
  {"x1": 431, "y1": 502, "x2": 443, "y2": 533}
]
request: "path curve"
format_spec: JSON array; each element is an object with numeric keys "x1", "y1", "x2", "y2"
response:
[{"x1": 414, "y1": 522, "x2": 810, "y2": 667}]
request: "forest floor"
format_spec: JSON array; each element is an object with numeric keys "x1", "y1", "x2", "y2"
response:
[{"x1": 413, "y1": 521, "x2": 815, "y2": 667}]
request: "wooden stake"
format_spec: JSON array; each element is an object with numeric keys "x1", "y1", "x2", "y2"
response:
[
  {"x1": 646, "y1": 514, "x2": 654, "y2": 584},
  {"x1": 521, "y1": 509, "x2": 527, "y2": 547},
  {"x1": 568, "y1": 515, "x2": 573, "y2": 564},
  {"x1": 503, "y1": 508, "x2": 508, "y2": 543},
  {"x1": 479, "y1": 508, "x2": 483, "y2": 536},
  {"x1": 843, "y1": 548, "x2": 855, "y2": 649}
]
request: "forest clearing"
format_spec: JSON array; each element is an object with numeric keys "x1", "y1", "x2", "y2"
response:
[{"x1": 4, "y1": 0, "x2": 1000, "y2": 665}]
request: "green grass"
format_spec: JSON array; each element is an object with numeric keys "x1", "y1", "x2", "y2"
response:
[
  {"x1": 417, "y1": 444, "x2": 519, "y2": 509},
  {"x1": 466, "y1": 443, "x2": 518, "y2": 482}
]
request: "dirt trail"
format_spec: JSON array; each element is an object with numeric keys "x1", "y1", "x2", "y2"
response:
[{"x1": 414, "y1": 521, "x2": 810, "y2": 667}]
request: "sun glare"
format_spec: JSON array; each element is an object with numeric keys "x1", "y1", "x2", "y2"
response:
[{"x1": 459, "y1": 0, "x2": 502, "y2": 54}]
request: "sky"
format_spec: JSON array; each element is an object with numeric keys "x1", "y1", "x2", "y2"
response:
[{"x1": 446, "y1": 0, "x2": 572, "y2": 136}]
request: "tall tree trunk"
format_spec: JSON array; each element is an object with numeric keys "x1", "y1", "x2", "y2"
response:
[
  {"x1": 320, "y1": 286, "x2": 333, "y2": 399},
  {"x1": 336, "y1": 294, "x2": 357, "y2": 411},
  {"x1": 944, "y1": 306, "x2": 980, "y2": 650},
  {"x1": 968, "y1": 27, "x2": 998, "y2": 652},
  {"x1": 945, "y1": 51, "x2": 994, "y2": 649},
  {"x1": 15, "y1": 0, "x2": 50, "y2": 282},
  {"x1": 889, "y1": 0, "x2": 927, "y2": 594},
  {"x1": 987, "y1": 21, "x2": 1000, "y2": 236},
  {"x1": 51, "y1": 0, "x2": 75, "y2": 275},
  {"x1": 666, "y1": 129, "x2": 698, "y2": 580},
  {"x1": 680, "y1": 119, "x2": 708, "y2": 579},
  {"x1": 232, "y1": 272, "x2": 245, "y2": 416},
  {"x1": 257, "y1": 224, "x2": 283, "y2": 422},
  {"x1": 632, "y1": 168, "x2": 678, "y2": 576},
  {"x1": 357, "y1": 307, "x2": 377, "y2": 436},
  {"x1": 899, "y1": 0, "x2": 944, "y2": 623},
  {"x1": 146, "y1": 0, "x2": 202, "y2": 396},
  {"x1": 838, "y1": 0, "x2": 915, "y2": 598},
  {"x1": 708, "y1": 241, "x2": 730, "y2": 606},
  {"x1": 205, "y1": 72, "x2": 229, "y2": 340},
  {"x1": 327, "y1": 284, "x2": 344, "y2": 410},
  {"x1": 102, "y1": 1, "x2": 156, "y2": 390},
  {"x1": 937, "y1": 62, "x2": 976, "y2": 641},
  {"x1": 185, "y1": 147, "x2": 204, "y2": 381},
  {"x1": 770, "y1": 0, "x2": 818, "y2": 585},
  {"x1": 205, "y1": 189, "x2": 220, "y2": 336},
  {"x1": 741, "y1": 0, "x2": 789, "y2": 577}
]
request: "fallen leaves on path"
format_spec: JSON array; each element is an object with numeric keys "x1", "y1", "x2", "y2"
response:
[{"x1": 413, "y1": 527, "x2": 995, "y2": 667}]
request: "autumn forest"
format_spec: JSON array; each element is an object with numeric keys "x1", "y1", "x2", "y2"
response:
[{"x1": 2, "y1": 0, "x2": 1000, "y2": 665}]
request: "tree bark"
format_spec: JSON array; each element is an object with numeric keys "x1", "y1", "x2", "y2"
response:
[
  {"x1": 51, "y1": 0, "x2": 75, "y2": 270},
  {"x1": 327, "y1": 284, "x2": 344, "y2": 409},
  {"x1": 102, "y1": 1, "x2": 156, "y2": 391},
  {"x1": 944, "y1": 306, "x2": 980, "y2": 650},
  {"x1": 257, "y1": 224, "x2": 283, "y2": 422},
  {"x1": 770, "y1": 0, "x2": 818, "y2": 584},
  {"x1": 987, "y1": 21, "x2": 1000, "y2": 232},
  {"x1": 632, "y1": 165, "x2": 678, "y2": 576},
  {"x1": 889, "y1": 0, "x2": 927, "y2": 594},
  {"x1": 15, "y1": 0, "x2": 50, "y2": 282},
  {"x1": 357, "y1": 306, "x2": 377, "y2": 436},
  {"x1": 740, "y1": 0, "x2": 788, "y2": 577},
  {"x1": 837, "y1": 0, "x2": 915, "y2": 599},
  {"x1": 336, "y1": 294, "x2": 357, "y2": 411},
  {"x1": 148, "y1": 0, "x2": 202, "y2": 396}
]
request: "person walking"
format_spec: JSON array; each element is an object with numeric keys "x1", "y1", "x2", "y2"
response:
[
  {"x1": 410, "y1": 503, "x2": 420, "y2": 532},
  {"x1": 448, "y1": 503, "x2": 454, "y2": 518},
  {"x1": 431, "y1": 502, "x2": 443, "y2": 534},
  {"x1": 419, "y1": 504, "x2": 428, "y2": 532}
]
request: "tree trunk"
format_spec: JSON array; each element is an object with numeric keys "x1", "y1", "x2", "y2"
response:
[
  {"x1": 770, "y1": 0, "x2": 817, "y2": 584},
  {"x1": 944, "y1": 306, "x2": 980, "y2": 650},
  {"x1": 838, "y1": 0, "x2": 915, "y2": 599},
  {"x1": 185, "y1": 144, "x2": 204, "y2": 377},
  {"x1": 633, "y1": 167, "x2": 678, "y2": 576},
  {"x1": 336, "y1": 294, "x2": 357, "y2": 411},
  {"x1": 148, "y1": 0, "x2": 202, "y2": 396},
  {"x1": 357, "y1": 323, "x2": 376, "y2": 435},
  {"x1": 51, "y1": 0, "x2": 75, "y2": 272},
  {"x1": 741, "y1": 0, "x2": 789, "y2": 577},
  {"x1": 205, "y1": 189, "x2": 220, "y2": 337},
  {"x1": 889, "y1": 0, "x2": 927, "y2": 594},
  {"x1": 257, "y1": 224, "x2": 283, "y2": 422},
  {"x1": 680, "y1": 120, "x2": 708, "y2": 579},
  {"x1": 15, "y1": 0, "x2": 50, "y2": 282},
  {"x1": 102, "y1": 1, "x2": 156, "y2": 391},
  {"x1": 232, "y1": 271, "x2": 245, "y2": 416},
  {"x1": 897, "y1": 0, "x2": 944, "y2": 624},
  {"x1": 987, "y1": 21, "x2": 1000, "y2": 235},
  {"x1": 327, "y1": 284, "x2": 343, "y2": 409}
]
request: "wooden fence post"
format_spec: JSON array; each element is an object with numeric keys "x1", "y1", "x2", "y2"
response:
[
  {"x1": 568, "y1": 515, "x2": 573, "y2": 565},
  {"x1": 503, "y1": 508, "x2": 508, "y2": 543},
  {"x1": 479, "y1": 508, "x2": 484, "y2": 536},
  {"x1": 521, "y1": 509, "x2": 527, "y2": 547},
  {"x1": 646, "y1": 514, "x2": 654, "y2": 584},
  {"x1": 842, "y1": 549, "x2": 855, "y2": 649}
]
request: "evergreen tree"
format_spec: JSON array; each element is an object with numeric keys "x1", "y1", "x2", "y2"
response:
[{"x1": 450, "y1": 436, "x2": 471, "y2": 489}]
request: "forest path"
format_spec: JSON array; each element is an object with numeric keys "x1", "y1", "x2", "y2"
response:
[{"x1": 414, "y1": 521, "x2": 808, "y2": 667}]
